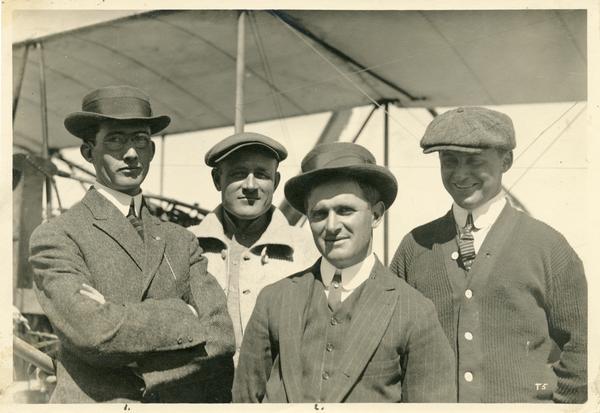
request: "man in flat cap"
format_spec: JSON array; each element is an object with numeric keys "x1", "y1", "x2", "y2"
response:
[
  {"x1": 233, "y1": 142, "x2": 456, "y2": 403},
  {"x1": 190, "y1": 132, "x2": 318, "y2": 361},
  {"x1": 390, "y1": 107, "x2": 587, "y2": 403},
  {"x1": 29, "y1": 85, "x2": 235, "y2": 403}
]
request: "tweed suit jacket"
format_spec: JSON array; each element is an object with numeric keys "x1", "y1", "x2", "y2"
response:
[
  {"x1": 390, "y1": 204, "x2": 587, "y2": 403},
  {"x1": 29, "y1": 188, "x2": 235, "y2": 403},
  {"x1": 233, "y1": 257, "x2": 456, "y2": 403}
]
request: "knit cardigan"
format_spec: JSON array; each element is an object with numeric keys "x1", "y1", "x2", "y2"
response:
[{"x1": 389, "y1": 204, "x2": 587, "y2": 403}]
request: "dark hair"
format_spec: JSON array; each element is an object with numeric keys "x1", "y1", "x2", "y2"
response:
[{"x1": 304, "y1": 173, "x2": 382, "y2": 211}]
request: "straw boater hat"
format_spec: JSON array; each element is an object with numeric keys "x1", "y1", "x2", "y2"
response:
[
  {"x1": 420, "y1": 106, "x2": 516, "y2": 154},
  {"x1": 284, "y1": 142, "x2": 398, "y2": 214},
  {"x1": 64, "y1": 85, "x2": 171, "y2": 140}
]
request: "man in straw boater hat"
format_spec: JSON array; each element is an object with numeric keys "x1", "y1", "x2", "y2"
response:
[
  {"x1": 233, "y1": 142, "x2": 456, "y2": 403},
  {"x1": 389, "y1": 107, "x2": 587, "y2": 403},
  {"x1": 190, "y1": 132, "x2": 317, "y2": 363},
  {"x1": 28, "y1": 85, "x2": 235, "y2": 403}
]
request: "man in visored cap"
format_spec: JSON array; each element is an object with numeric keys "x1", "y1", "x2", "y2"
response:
[
  {"x1": 190, "y1": 132, "x2": 318, "y2": 361},
  {"x1": 233, "y1": 142, "x2": 456, "y2": 403},
  {"x1": 389, "y1": 107, "x2": 587, "y2": 403},
  {"x1": 29, "y1": 85, "x2": 235, "y2": 403}
]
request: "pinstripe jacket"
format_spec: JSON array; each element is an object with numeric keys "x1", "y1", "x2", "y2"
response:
[
  {"x1": 29, "y1": 188, "x2": 235, "y2": 403},
  {"x1": 233, "y1": 257, "x2": 456, "y2": 403}
]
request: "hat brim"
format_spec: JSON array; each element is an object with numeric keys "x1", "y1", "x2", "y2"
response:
[
  {"x1": 64, "y1": 112, "x2": 171, "y2": 140},
  {"x1": 422, "y1": 144, "x2": 485, "y2": 154},
  {"x1": 284, "y1": 165, "x2": 398, "y2": 215}
]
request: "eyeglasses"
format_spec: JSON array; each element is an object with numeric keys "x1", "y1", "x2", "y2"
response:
[{"x1": 103, "y1": 133, "x2": 151, "y2": 151}]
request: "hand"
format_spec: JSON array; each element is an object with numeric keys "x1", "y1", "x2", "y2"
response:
[{"x1": 79, "y1": 283, "x2": 106, "y2": 304}]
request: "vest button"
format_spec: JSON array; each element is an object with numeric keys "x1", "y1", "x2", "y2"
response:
[
  {"x1": 451, "y1": 251, "x2": 459, "y2": 260},
  {"x1": 465, "y1": 289, "x2": 473, "y2": 299},
  {"x1": 322, "y1": 371, "x2": 330, "y2": 380},
  {"x1": 243, "y1": 254, "x2": 251, "y2": 261},
  {"x1": 464, "y1": 331, "x2": 473, "y2": 341},
  {"x1": 464, "y1": 371, "x2": 474, "y2": 382},
  {"x1": 330, "y1": 317, "x2": 338, "y2": 326},
  {"x1": 326, "y1": 343, "x2": 334, "y2": 352},
  {"x1": 177, "y1": 337, "x2": 183, "y2": 344},
  {"x1": 242, "y1": 289, "x2": 251, "y2": 295}
]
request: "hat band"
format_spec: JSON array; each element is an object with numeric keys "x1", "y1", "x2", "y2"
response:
[
  {"x1": 302, "y1": 152, "x2": 374, "y2": 172},
  {"x1": 83, "y1": 96, "x2": 153, "y2": 118}
]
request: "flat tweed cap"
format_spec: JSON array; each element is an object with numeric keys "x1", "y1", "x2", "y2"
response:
[
  {"x1": 284, "y1": 142, "x2": 398, "y2": 214},
  {"x1": 420, "y1": 106, "x2": 516, "y2": 154},
  {"x1": 205, "y1": 132, "x2": 288, "y2": 167},
  {"x1": 64, "y1": 85, "x2": 171, "y2": 140}
]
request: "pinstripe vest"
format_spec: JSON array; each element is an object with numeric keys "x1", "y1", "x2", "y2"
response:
[{"x1": 300, "y1": 275, "x2": 368, "y2": 402}]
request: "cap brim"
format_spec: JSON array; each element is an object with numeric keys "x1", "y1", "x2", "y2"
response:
[
  {"x1": 64, "y1": 112, "x2": 171, "y2": 140},
  {"x1": 422, "y1": 144, "x2": 485, "y2": 154},
  {"x1": 213, "y1": 142, "x2": 282, "y2": 165},
  {"x1": 284, "y1": 165, "x2": 398, "y2": 214}
]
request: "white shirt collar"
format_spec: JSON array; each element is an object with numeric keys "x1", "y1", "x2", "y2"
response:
[
  {"x1": 452, "y1": 190, "x2": 506, "y2": 230},
  {"x1": 320, "y1": 253, "x2": 375, "y2": 292},
  {"x1": 93, "y1": 181, "x2": 143, "y2": 217}
]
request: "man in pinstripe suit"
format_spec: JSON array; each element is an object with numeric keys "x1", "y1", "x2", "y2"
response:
[{"x1": 233, "y1": 142, "x2": 456, "y2": 403}]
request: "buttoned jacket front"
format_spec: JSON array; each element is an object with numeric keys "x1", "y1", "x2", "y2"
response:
[
  {"x1": 390, "y1": 204, "x2": 587, "y2": 403},
  {"x1": 29, "y1": 188, "x2": 235, "y2": 403},
  {"x1": 192, "y1": 206, "x2": 318, "y2": 333},
  {"x1": 233, "y1": 257, "x2": 457, "y2": 403}
]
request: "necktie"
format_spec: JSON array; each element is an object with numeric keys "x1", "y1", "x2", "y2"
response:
[
  {"x1": 458, "y1": 213, "x2": 476, "y2": 271},
  {"x1": 127, "y1": 200, "x2": 144, "y2": 240},
  {"x1": 328, "y1": 270, "x2": 342, "y2": 312}
]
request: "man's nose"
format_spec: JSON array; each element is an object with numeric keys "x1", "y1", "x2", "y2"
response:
[
  {"x1": 325, "y1": 211, "x2": 340, "y2": 233},
  {"x1": 123, "y1": 145, "x2": 139, "y2": 162},
  {"x1": 242, "y1": 173, "x2": 257, "y2": 190}
]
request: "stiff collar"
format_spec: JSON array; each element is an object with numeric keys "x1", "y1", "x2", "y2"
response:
[
  {"x1": 320, "y1": 253, "x2": 375, "y2": 292},
  {"x1": 192, "y1": 205, "x2": 296, "y2": 252},
  {"x1": 93, "y1": 181, "x2": 142, "y2": 217},
  {"x1": 452, "y1": 190, "x2": 506, "y2": 230}
]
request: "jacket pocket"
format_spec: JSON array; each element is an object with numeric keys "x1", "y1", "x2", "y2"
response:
[{"x1": 361, "y1": 355, "x2": 401, "y2": 378}]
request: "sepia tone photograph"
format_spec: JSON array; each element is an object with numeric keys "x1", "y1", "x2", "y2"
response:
[{"x1": 1, "y1": 0, "x2": 598, "y2": 410}]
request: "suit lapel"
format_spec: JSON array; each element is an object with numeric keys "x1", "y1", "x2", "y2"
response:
[
  {"x1": 278, "y1": 263, "x2": 319, "y2": 403},
  {"x1": 139, "y1": 206, "x2": 166, "y2": 300},
  {"x1": 326, "y1": 259, "x2": 398, "y2": 403},
  {"x1": 84, "y1": 189, "x2": 145, "y2": 271}
]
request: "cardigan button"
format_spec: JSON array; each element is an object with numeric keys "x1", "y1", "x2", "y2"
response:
[
  {"x1": 464, "y1": 331, "x2": 473, "y2": 341},
  {"x1": 465, "y1": 289, "x2": 473, "y2": 299},
  {"x1": 451, "y1": 251, "x2": 459, "y2": 260},
  {"x1": 464, "y1": 371, "x2": 474, "y2": 382},
  {"x1": 177, "y1": 337, "x2": 183, "y2": 344}
]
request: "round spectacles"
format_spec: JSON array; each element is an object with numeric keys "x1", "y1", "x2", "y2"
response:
[{"x1": 103, "y1": 133, "x2": 151, "y2": 151}]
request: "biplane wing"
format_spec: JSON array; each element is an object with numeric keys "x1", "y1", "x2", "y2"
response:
[{"x1": 12, "y1": 9, "x2": 586, "y2": 152}]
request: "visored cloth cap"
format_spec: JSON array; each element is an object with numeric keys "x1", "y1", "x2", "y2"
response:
[{"x1": 420, "y1": 106, "x2": 516, "y2": 154}]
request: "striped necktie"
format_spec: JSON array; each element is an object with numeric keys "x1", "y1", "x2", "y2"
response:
[
  {"x1": 127, "y1": 200, "x2": 144, "y2": 240},
  {"x1": 458, "y1": 213, "x2": 476, "y2": 271},
  {"x1": 327, "y1": 270, "x2": 342, "y2": 312}
]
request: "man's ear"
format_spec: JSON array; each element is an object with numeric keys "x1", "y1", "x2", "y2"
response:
[
  {"x1": 149, "y1": 141, "x2": 156, "y2": 161},
  {"x1": 80, "y1": 142, "x2": 93, "y2": 163},
  {"x1": 211, "y1": 168, "x2": 222, "y2": 191},
  {"x1": 502, "y1": 150, "x2": 513, "y2": 173},
  {"x1": 371, "y1": 201, "x2": 386, "y2": 228},
  {"x1": 273, "y1": 171, "x2": 281, "y2": 191}
]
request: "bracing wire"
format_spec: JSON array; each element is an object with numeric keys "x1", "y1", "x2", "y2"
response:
[
  {"x1": 249, "y1": 12, "x2": 291, "y2": 142},
  {"x1": 513, "y1": 101, "x2": 579, "y2": 163},
  {"x1": 272, "y1": 13, "x2": 421, "y2": 142},
  {"x1": 508, "y1": 103, "x2": 586, "y2": 191}
]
